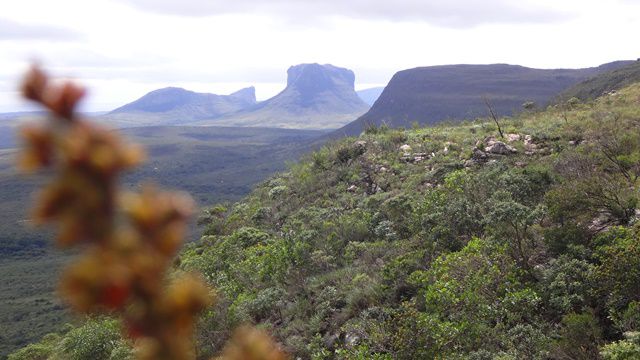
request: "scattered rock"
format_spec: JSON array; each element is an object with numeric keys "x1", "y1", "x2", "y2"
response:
[
  {"x1": 515, "y1": 161, "x2": 527, "y2": 168},
  {"x1": 443, "y1": 141, "x2": 455, "y2": 154},
  {"x1": 400, "y1": 144, "x2": 412, "y2": 153},
  {"x1": 402, "y1": 152, "x2": 431, "y2": 163},
  {"x1": 347, "y1": 185, "x2": 358, "y2": 192},
  {"x1": 485, "y1": 141, "x2": 517, "y2": 155},
  {"x1": 354, "y1": 140, "x2": 367, "y2": 149},
  {"x1": 524, "y1": 135, "x2": 534, "y2": 145},
  {"x1": 345, "y1": 333, "x2": 360, "y2": 348},
  {"x1": 472, "y1": 148, "x2": 488, "y2": 160},
  {"x1": 589, "y1": 214, "x2": 612, "y2": 233},
  {"x1": 324, "y1": 334, "x2": 339, "y2": 349},
  {"x1": 507, "y1": 133, "x2": 521, "y2": 142},
  {"x1": 413, "y1": 152, "x2": 428, "y2": 162},
  {"x1": 485, "y1": 136, "x2": 497, "y2": 147}
]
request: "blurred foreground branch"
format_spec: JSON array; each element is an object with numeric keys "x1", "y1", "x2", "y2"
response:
[{"x1": 18, "y1": 66, "x2": 286, "y2": 360}]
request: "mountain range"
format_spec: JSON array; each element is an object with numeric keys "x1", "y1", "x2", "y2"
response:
[
  {"x1": 101, "y1": 60, "x2": 636, "y2": 134},
  {"x1": 106, "y1": 63, "x2": 371, "y2": 130}
]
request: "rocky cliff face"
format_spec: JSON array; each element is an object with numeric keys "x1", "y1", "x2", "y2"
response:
[{"x1": 201, "y1": 63, "x2": 370, "y2": 129}]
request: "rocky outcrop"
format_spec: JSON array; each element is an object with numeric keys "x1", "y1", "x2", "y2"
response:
[
  {"x1": 486, "y1": 141, "x2": 518, "y2": 155},
  {"x1": 207, "y1": 63, "x2": 370, "y2": 129}
]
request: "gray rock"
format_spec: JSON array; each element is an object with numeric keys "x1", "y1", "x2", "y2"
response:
[
  {"x1": 354, "y1": 140, "x2": 367, "y2": 149},
  {"x1": 485, "y1": 141, "x2": 517, "y2": 155},
  {"x1": 524, "y1": 135, "x2": 534, "y2": 145},
  {"x1": 472, "y1": 148, "x2": 488, "y2": 160},
  {"x1": 485, "y1": 136, "x2": 497, "y2": 147},
  {"x1": 507, "y1": 133, "x2": 521, "y2": 142}
]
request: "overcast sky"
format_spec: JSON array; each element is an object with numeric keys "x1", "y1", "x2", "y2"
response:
[{"x1": 1, "y1": 0, "x2": 639, "y2": 112}]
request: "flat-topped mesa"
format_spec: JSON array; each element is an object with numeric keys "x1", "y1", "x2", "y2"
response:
[
  {"x1": 203, "y1": 63, "x2": 370, "y2": 130},
  {"x1": 286, "y1": 63, "x2": 357, "y2": 104},
  {"x1": 333, "y1": 60, "x2": 636, "y2": 137}
]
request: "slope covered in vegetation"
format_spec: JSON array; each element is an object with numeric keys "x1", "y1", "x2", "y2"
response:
[
  {"x1": 559, "y1": 60, "x2": 640, "y2": 102},
  {"x1": 11, "y1": 83, "x2": 640, "y2": 359},
  {"x1": 336, "y1": 61, "x2": 634, "y2": 136},
  {"x1": 181, "y1": 83, "x2": 640, "y2": 359}
]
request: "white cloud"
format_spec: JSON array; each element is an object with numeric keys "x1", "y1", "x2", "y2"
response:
[
  {"x1": 0, "y1": 18, "x2": 80, "y2": 41},
  {"x1": 0, "y1": 0, "x2": 638, "y2": 112},
  {"x1": 115, "y1": 0, "x2": 570, "y2": 27}
]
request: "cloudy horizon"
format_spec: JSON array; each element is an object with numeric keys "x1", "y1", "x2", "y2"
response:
[{"x1": 1, "y1": 0, "x2": 639, "y2": 112}]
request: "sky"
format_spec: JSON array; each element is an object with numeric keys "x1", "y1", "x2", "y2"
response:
[{"x1": 1, "y1": 0, "x2": 639, "y2": 112}]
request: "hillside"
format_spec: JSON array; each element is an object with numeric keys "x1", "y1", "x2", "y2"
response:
[
  {"x1": 337, "y1": 61, "x2": 634, "y2": 136},
  {"x1": 176, "y1": 83, "x2": 640, "y2": 358},
  {"x1": 16, "y1": 82, "x2": 640, "y2": 359},
  {"x1": 558, "y1": 59, "x2": 640, "y2": 101},
  {"x1": 102, "y1": 87, "x2": 257, "y2": 127},
  {"x1": 0, "y1": 125, "x2": 324, "y2": 357},
  {"x1": 196, "y1": 63, "x2": 370, "y2": 129}
]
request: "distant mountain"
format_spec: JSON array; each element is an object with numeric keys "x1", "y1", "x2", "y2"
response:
[
  {"x1": 104, "y1": 87, "x2": 256, "y2": 127},
  {"x1": 357, "y1": 87, "x2": 385, "y2": 105},
  {"x1": 558, "y1": 60, "x2": 640, "y2": 101},
  {"x1": 335, "y1": 61, "x2": 635, "y2": 136},
  {"x1": 197, "y1": 63, "x2": 370, "y2": 129}
]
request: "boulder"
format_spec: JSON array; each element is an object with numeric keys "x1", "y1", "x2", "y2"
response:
[
  {"x1": 354, "y1": 140, "x2": 367, "y2": 149},
  {"x1": 485, "y1": 141, "x2": 517, "y2": 155},
  {"x1": 524, "y1": 135, "x2": 534, "y2": 145},
  {"x1": 472, "y1": 148, "x2": 488, "y2": 160},
  {"x1": 400, "y1": 144, "x2": 412, "y2": 153},
  {"x1": 507, "y1": 133, "x2": 521, "y2": 142},
  {"x1": 484, "y1": 136, "x2": 497, "y2": 147}
]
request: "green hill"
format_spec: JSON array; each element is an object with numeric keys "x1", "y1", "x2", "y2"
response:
[
  {"x1": 558, "y1": 60, "x2": 640, "y2": 101},
  {"x1": 10, "y1": 83, "x2": 640, "y2": 359}
]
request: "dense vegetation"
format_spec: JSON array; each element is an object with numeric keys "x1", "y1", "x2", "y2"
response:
[
  {"x1": 559, "y1": 60, "x2": 640, "y2": 102},
  {"x1": 0, "y1": 125, "x2": 321, "y2": 358},
  {"x1": 10, "y1": 83, "x2": 640, "y2": 359}
]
